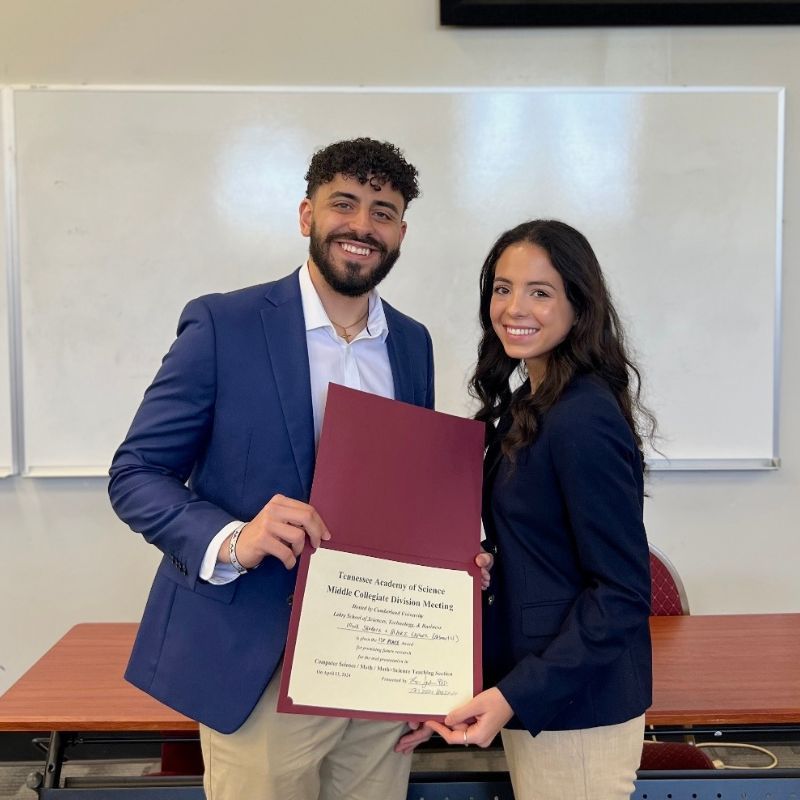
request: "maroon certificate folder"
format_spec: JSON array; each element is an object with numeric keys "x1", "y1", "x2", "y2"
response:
[{"x1": 277, "y1": 384, "x2": 485, "y2": 721}]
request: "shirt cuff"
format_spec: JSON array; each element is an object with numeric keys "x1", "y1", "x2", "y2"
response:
[{"x1": 200, "y1": 520, "x2": 245, "y2": 585}]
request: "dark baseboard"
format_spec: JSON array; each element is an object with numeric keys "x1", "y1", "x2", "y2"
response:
[{"x1": 0, "y1": 731, "x2": 173, "y2": 762}]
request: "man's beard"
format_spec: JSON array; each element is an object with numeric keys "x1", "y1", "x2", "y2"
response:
[{"x1": 309, "y1": 225, "x2": 401, "y2": 297}]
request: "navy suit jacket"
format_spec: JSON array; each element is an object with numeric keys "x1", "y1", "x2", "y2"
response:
[
  {"x1": 482, "y1": 374, "x2": 652, "y2": 736},
  {"x1": 108, "y1": 269, "x2": 434, "y2": 733}
]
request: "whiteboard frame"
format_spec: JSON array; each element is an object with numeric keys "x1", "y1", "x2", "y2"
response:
[
  {"x1": 1, "y1": 84, "x2": 785, "y2": 475},
  {"x1": 1, "y1": 87, "x2": 22, "y2": 478}
]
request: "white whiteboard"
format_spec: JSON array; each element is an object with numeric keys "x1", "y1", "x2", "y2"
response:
[
  {"x1": 0, "y1": 91, "x2": 13, "y2": 478},
  {"x1": 10, "y1": 87, "x2": 782, "y2": 475}
]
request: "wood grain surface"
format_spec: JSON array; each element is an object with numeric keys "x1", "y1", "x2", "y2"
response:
[{"x1": 1, "y1": 615, "x2": 798, "y2": 731}]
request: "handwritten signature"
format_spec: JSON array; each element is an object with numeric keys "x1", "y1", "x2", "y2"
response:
[
  {"x1": 408, "y1": 686, "x2": 458, "y2": 696},
  {"x1": 409, "y1": 675, "x2": 449, "y2": 687}
]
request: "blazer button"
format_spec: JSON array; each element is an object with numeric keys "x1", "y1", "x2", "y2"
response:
[
  {"x1": 487, "y1": 594, "x2": 495, "y2": 606},
  {"x1": 286, "y1": 593, "x2": 294, "y2": 607},
  {"x1": 490, "y1": 544, "x2": 499, "y2": 555}
]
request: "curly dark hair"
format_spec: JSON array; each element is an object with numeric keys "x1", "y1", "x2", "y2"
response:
[
  {"x1": 304, "y1": 138, "x2": 420, "y2": 209},
  {"x1": 470, "y1": 219, "x2": 657, "y2": 462}
]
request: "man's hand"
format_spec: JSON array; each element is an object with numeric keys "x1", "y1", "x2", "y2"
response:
[
  {"x1": 475, "y1": 550, "x2": 493, "y2": 590},
  {"x1": 395, "y1": 721, "x2": 435, "y2": 755},
  {"x1": 220, "y1": 494, "x2": 331, "y2": 570}
]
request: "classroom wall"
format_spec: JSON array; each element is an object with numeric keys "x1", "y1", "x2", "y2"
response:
[{"x1": 1, "y1": 0, "x2": 798, "y2": 694}]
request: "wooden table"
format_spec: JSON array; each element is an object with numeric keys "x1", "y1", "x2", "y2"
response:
[
  {"x1": 2, "y1": 615, "x2": 800, "y2": 798},
  {"x1": 3, "y1": 615, "x2": 799, "y2": 732},
  {"x1": 649, "y1": 613, "x2": 800, "y2": 727},
  {"x1": 0, "y1": 623, "x2": 193, "y2": 732}
]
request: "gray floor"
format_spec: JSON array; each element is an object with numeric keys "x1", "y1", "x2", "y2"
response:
[{"x1": 1, "y1": 742, "x2": 797, "y2": 799}]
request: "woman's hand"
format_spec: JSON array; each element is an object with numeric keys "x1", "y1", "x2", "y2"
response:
[{"x1": 426, "y1": 688, "x2": 513, "y2": 748}]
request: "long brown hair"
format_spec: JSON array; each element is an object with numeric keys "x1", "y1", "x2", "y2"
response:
[{"x1": 469, "y1": 220, "x2": 656, "y2": 461}]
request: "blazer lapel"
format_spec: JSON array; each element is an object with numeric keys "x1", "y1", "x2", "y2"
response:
[
  {"x1": 483, "y1": 432, "x2": 503, "y2": 490},
  {"x1": 483, "y1": 409, "x2": 512, "y2": 494},
  {"x1": 260, "y1": 270, "x2": 315, "y2": 499},
  {"x1": 485, "y1": 381, "x2": 527, "y2": 486},
  {"x1": 384, "y1": 305, "x2": 414, "y2": 405}
]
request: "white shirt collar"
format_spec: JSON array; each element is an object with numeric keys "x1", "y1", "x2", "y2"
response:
[{"x1": 299, "y1": 262, "x2": 389, "y2": 342}]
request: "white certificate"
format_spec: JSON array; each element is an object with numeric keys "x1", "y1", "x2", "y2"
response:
[{"x1": 281, "y1": 547, "x2": 476, "y2": 719}]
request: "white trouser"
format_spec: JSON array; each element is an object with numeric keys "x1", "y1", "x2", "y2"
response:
[{"x1": 501, "y1": 713, "x2": 645, "y2": 800}]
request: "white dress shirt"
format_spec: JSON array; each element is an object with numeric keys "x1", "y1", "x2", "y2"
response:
[{"x1": 200, "y1": 263, "x2": 395, "y2": 584}]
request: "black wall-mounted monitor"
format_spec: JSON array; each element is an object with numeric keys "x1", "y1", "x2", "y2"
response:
[{"x1": 441, "y1": 0, "x2": 800, "y2": 26}]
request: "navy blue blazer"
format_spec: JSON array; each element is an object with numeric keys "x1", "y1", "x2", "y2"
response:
[
  {"x1": 108, "y1": 269, "x2": 434, "y2": 733},
  {"x1": 482, "y1": 374, "x2": 652, "y2": 736}
]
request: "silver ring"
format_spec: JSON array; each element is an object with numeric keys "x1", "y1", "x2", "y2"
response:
[{"x1": 463, "y1": 729, "x2": 469, "y2": 747}]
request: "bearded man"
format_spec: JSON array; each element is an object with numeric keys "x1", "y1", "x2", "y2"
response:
[{"x1": 109, "y1": 138, "x2": 432, "y2": 800}]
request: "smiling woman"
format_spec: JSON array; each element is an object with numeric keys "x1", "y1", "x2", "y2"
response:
[
  {"x1": 397, "y1": 219, "x2": 655, "y2": 800},
  {"x1": 473, "y1": 220, "x2": 655, "y2": 461},
  {"x1": 488, "y1": 242, "x2": 577, "y2": 385}
]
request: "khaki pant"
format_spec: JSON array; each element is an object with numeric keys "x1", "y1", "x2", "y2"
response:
[
  {"x1": 199, "y1": 667, "x2": 412, "y2": 800},
  {"x1": 501, "y1": 714, "x2": 645, "y2": 800}
]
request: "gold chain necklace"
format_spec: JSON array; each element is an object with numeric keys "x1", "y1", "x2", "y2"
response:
[{"x1": 330, "y1": 308, "x2": 369, "y2": 343}]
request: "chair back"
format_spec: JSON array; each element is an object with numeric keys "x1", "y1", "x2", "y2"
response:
[
  {"x1": 649, "y1": 543, "x2": 689, "y2": 616},
  {"x1": 640, "y1": 741, "x2": 714, "y2": 771}
]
